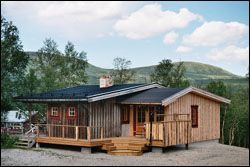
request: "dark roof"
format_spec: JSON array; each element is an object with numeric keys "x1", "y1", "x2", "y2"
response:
[
  {"x1": 14, "y1": 84, "x2": 147, "y2": 100},
  {"x1": 117, "y1": 88, "x2": 185, "y2": 104}
]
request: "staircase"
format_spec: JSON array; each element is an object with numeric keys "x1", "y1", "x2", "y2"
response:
[
  {"x1": 15, "y1": 124, "x2": 37, "y2": 148},
  {"x1": 102, "y1": 138, "x2": 148, "y2": 156}
]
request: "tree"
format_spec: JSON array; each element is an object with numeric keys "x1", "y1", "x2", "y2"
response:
[
  {"x1": 172, "y1": 61, "x2": 190, "y2": 87},
  {"x1": 34, "y1": 39, "x2": 88, "y2": 91},
  {"x1": 35, "y1": 38, "x2": 62, "y2": 91},
  {"x1": 150, "y1": 59, "x2": 189, "y2": 87},
  {"x1": 59, "y1": 41, "x2": 88, "y2": 87},
  {"x1": 23, "y1": 68, "x2": 40, "y2": 94},
  {"x1": 110, "y1": 57, "x2": 135, "y2": 84},
  {"x1": 1, "y1": 15, "x2": 29, "y2": 112},
  {"x1": 206, "y1": 80, "x2": 228, "y2": 144},
  {"x1": 206, "y1": 80, "x2": 227, "y2": 97}
]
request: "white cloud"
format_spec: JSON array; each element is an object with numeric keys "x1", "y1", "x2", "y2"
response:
[
  {"x1": 114, "y1": 3, "x2": 203, "y2": 39},
  {"x1": 2, "y1": 1, "x2": 141, "y2": 39},
  {"x1": 207, "y1": 45, "x2": 249, "y2": 64},
  {"x1": 163, "y1": 31, "x2": 179, "y2": 44},
  {"x1": 183, "y1": 21, "x2": 249, "y2": 46},
  {"x1": 176, "y1": 46, "x2": 192, "y2": 53}
]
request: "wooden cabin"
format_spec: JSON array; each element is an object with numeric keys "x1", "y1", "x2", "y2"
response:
[{"x1": 14, "y1": 77, "x2": 230, "y2": 155}]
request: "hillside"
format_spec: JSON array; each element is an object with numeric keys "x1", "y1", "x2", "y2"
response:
[
  {"x1": 85, "y1": 61, "x2": 242, "y2": 85},
  {"x1": 25, "y1": 52, "x2": 245, "y2": 86}
]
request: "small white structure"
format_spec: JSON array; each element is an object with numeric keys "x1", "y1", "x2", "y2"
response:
[{"x1": 2, "y1": 110, "x2": 27, "y2": 134}]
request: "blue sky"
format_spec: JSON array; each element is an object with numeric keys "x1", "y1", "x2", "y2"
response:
[{"x1": 1, "y1": 1, "x2": 249, "y2": 76}]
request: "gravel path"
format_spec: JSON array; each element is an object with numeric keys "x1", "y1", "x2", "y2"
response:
[{"x1": 1, "y1": 140, "x2": 249, "y2": 166}]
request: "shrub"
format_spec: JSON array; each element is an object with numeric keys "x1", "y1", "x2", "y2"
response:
[{"x1": 1, "y1": 133, "x2": 19, "y2": 148}]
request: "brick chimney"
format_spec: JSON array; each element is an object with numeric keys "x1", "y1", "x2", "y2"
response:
[{"x1": 99, "y1": 75, "x2": 113, "y2": 88}]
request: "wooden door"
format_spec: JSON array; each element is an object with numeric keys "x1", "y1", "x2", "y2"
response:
[{"x1": 134, "y1": 105, "x2": 146, "y2": 137}]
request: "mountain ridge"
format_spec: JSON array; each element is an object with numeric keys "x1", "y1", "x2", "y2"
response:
[{"x1": 25, "y1": 51, "x2": 243, "y2": 85}]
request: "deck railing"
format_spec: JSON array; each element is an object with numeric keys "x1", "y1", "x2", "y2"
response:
[
  {"x1": 35, "y1": 124, "x2": 104, "y2": 141},
  {"x1": 145, "y1": 113, "x2": 191, "y2": 146}
]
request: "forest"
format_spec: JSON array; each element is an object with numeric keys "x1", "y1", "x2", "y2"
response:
[{"x1": 1, "y1": 15, "x2": 249, "y2": 148}]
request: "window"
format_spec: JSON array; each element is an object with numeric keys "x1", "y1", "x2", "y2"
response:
[
  {"x1": 121, "y1": 105, "x2": 130, "y2": 124},
  {"x1": 191, "y1": 105, "x2": 198, "y2": 128},
  {"x1": 156, "y1": 106, "x2": 164, "y2": 122},
  {"x1": 51, "y1": 107, "x2": 59, "y2": 117},
  {"x1": 68, "y1": 107, "x2": 76, "y2": 117},
  {"x1": 137, "y1": 106, "x2": 145, "y2": 123}
]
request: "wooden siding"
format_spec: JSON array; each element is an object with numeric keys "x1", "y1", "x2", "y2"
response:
[
  {"x1": 165, "y1": 92, "x2": 220, "y2": 143},
  {"x1": 88, "y1": 98, "x2": 121, "y2": 138},
  {"x1": 46, "y1": 99, "x2": 121, "y2": 140},
  {"x1": 47, "y1": 103, "x2": 89, "y2": 139}
]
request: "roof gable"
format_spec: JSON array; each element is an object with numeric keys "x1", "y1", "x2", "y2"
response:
[{"x1": 161, "y1": 86, "x2": 231, "y2": 105}]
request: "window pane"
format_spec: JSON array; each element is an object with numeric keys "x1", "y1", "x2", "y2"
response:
[
  {"x1": 137, "y1": 106, "x2": 145, "y2": 123},
  {"x1": 51, "y1": 107, "x2": 58, "y2": 116},
  {"x1": 191, "y1": 106, "x2": 198, "y2": 128},
  {"x1": 156, "y1": 106, "x2": 164, "y2": 122},
  {"x1": 69, "y1": 107, "x2": 75, "y2": 116},
  {"x1": 121, "y1": 105, "x2": 130, "y2": 124}
]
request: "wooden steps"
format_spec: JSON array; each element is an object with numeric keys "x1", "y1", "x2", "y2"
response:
[
  {"x1": 15, "y1": 137, "x2": 36, "y2": 148},
  {"x1": 102, "y1": 138, "x2": 148, "y2": 156}
]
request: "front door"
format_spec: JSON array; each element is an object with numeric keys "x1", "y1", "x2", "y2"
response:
[{"x1": 133, "y1": 105, "x2": 147, "y2": 137}]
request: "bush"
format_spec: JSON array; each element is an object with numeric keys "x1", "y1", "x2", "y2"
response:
[{"x1": 1, "y1": 133, "x2": 18, "y2": 148}]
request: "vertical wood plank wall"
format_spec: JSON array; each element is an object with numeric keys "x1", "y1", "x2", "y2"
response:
[
  {"x1": 165, "y1": 92, "x2": 220, "y2": 143},
  {"x1": 47, "y1": 99, "x2": 121, "y2": 139},
  {"x1": 47, "y1": 103, "x2": 89, "y2": 138},
  {"x1": 88, "y1": 98, "x2": 121, "y2": 138}
]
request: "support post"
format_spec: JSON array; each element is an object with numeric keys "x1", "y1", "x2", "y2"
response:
[
  {"x1": 162, "y1": 147, "x2": 165, "y2": 153},
  {"x1": 101, "y1": 127, "x2": 103, "y2": 140},
  {"x1": 48, "y1": 125, "x2": 51, "y2": 138},
  {"x1": 36, "y1": 143, "x2": 40, "y2": 148},
  {"x1": 149, "y1": 111, "x2": 153, "y2": 152},
  {"x1": 76, "y1": 126, "x2": 79, "y2": 140},
  {"x1": 87, "y1": 127, "x2": 91, "y2": 141},
  {"x1": 62, "y1": 126, "x2": 65, "y2": 138}
]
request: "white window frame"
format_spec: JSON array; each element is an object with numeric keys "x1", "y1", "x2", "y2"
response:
[
  {"x1": 51, "y1": 107, "x2": 59, "y2": 116},
  {"x1": 68, "y1": 107, "x2": 76, "y2": 117}
]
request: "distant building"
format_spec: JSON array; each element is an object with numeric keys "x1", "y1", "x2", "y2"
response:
[{"x1": 1, "y1": 110, "x2": 39, "y2": 134}]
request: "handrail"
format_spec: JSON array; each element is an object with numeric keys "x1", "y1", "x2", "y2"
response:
[
  {"x1": 25, "y1": 124, "x2": 37, "y2": 135},
  {"x1": 35, "y1": 124, "x2": 103, "y2": 128},
  {"x1": 35, "y1": 124, "x2": 104, "y2": 141}
]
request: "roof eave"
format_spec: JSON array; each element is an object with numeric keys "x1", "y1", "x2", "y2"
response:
[{"x1": 14, "y1": 98, "x2": 88, "y2": 102}]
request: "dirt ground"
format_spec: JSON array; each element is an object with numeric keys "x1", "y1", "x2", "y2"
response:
[{"x1": 1, "y1": 140, "x2": 249, "y2": 166}]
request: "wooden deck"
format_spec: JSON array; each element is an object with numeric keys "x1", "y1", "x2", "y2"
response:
[{"x1": 35, "y1": 136, "x2": 148, "y2": 148}]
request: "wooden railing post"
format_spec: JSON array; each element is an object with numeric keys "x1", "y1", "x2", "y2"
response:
[
  {"x1": 76, "y1": 126, "x2": 79, "y2": 140},
  {"x1": 48, "y1": 124, "x2": 51, "y2": 138},
  {"x1": 101, "y1": 127, "x2": 103, "y2": 140},
  {"x1": 87, "y1": 127, "x2": 91, "y2": 141},
  {"x1": 62, "y1": 126, "x2": 65, "y2": 138}
]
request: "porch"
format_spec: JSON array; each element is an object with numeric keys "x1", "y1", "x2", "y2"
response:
[
  {"x1": 34, "y1": 113, "x2": 191, "y2": 152},
  {"x1": 35, "y1": 124, "x2": 147, "y2": 147}
]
